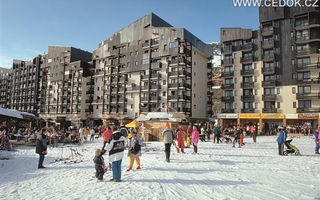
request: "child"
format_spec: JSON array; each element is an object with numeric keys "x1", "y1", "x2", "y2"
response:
[{"x1": 93, "y1": 149, "x2": 106, "y2": 182}]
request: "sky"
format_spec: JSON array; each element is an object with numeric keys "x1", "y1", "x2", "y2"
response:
[{"x1": 0, "y1": 0, "x2": 259, "y2": 68}]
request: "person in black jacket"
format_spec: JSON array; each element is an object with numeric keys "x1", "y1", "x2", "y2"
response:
[
  {"x1": 35, "y1": 129, "x2": 48, "y2": 169},
  {"x1": 93, "y1": 149, "x2": 107, "y2": 181}
]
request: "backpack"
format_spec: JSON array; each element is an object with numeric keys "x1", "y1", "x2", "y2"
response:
[{"x1": 130, "y1": 140, "x2": 141, "y2": 154}]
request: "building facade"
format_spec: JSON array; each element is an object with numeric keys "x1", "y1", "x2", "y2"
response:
[
  {"x1": 89, "y1": 13, "x2": 213, "y2": 123},
  {"x1": 39, "y1": 46, "x2": 92, "y2": 128},
  {"x1": 0, "y1": 67, "x2": 12, "y2": 108},
  {"x1": 220, "y1": 4, "x2": 320, "y2": 132}
]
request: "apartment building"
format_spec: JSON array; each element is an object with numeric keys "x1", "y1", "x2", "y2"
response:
[
  {"x1": 89, "y1": 13, "x2": 213, "y2": 123},
  {"x1": 39, "y1": 46, "x2": 92, "y2": 128},
  {"x1": 0, "y1": 67, "x2": 11, "y2": 108},
  {"x1": 219, "y1": 4, "x2": 320, "y2": 132}
]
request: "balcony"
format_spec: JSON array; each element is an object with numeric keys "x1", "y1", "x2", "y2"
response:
[
  {"x1": 86, "y1": 81, "x2": 94, "y2": 86},
  {"x1": 222, "y1": 59, "x2": 234, "y2": 65},
  {"x1": 297, "y1": 107, "x2": 320, "y2": 113},
  {"x1": 150, "y1": 96, "x2": 160, "y2": 101},
  {"x1": 85, "y1": 99, "x2": 93, "y2": 103},
  {"x1": 296, "y1": 35, "x2": 310, "y2": 43},
  {"x1": 261, "y1": 26, "x2": 274, "y2": 36},
  {"x1": 177, "y1": 107, "x2": 191, "y2": 113},
  {"x1": 140, "y1": 107, "x2": 149, "y2": 112},
  {"x1": 118, "y1": 98, "x2": 127, "y2": 102},
  {"x1": 241, "y1": 82, "x2": 254, "y2": 89},
  {"x1": 118, "y1": 77, "x2": 128, "y2": 83},
  {"x1": 296, "y1": 93, "x2": 320, "y2": 99},
  {"x1": 150, "y1": 85, "x2": 161, "y2": 90},
  {"x1": 240, "y1": 56, "x2": 253, "y2": 63},
  {"x1": 262, "y1": 40, "x2": 274, "y2": 49},
  {"x1": 241, "y1": 43, "x2": 253, "y2": 51},
  {"x1": 151, "y1": 62, "x2": 162, "y2": 69},
  {"x1": 222, "y1": 46, "x2": 233, "y2": 54},
  {"x1": 151, "y1": 39, "x2": 159, "y2": 46},
  {"x1": 221, "y1": 83, "x2": 234, "y2": 89},
  {"x1": 86, "y1": 89, "x2": 94, "y2": 95},
  {"x1": 150, "y1": 73, "x2": 161, "y2": 79},
  {"x1": 263, "y1": 54, "x2": 275, "y2": 62},
  {"x1": 221, "y1": 96, "x2": 234, "y2": 102},
  {"x1": 262, "y1": 94, "x2": 277, "y2": 101},
  {"x1": 262, "y1": 80, "x2": 279, "y2": 87},
  {"x1": 241, "y1": 95, "x2": 255, "y2": 101},
  {"x1": 142, "y1": 42, "x2": 149, "y2": 48},
  {"x1": 221, "y1": 108, "x2": 234, "y2": 113},
  {"x1": 141, "y1": 74, "x2": 149, "y2": 80},
  {"x1": 240, "y1": 69, "x2": 254, "y2": 75},
  {"x1": 141, "y1": 85, "x2": 149, "y2": 90},
  {"x1": 296, "y1": 49, "x2": 312, "y2": 56},
  {"x1": 296, "y1": 62, "x2": 320, "y2": 71},
  {"x1": 221, "y1": 71, "x2": 234, "y2": 77},
  {"x1": 168, "y1": 83, "x2": 191, "y2": 89},
  {"x1": 296, "y1": 78, "x2": 320, "y2": 84},
  {"x1": 262, "y1": 67, "x2": 276, "y2": 74},
  {"x1": 262, "y1": 108, "x2": 278, "y2": 113},
  {"x1": 241, "y1": 108, "x2": 255, "y2": 113},
  {"x1": 168, "y1": 94, "x2": 191, "y2": 101}
]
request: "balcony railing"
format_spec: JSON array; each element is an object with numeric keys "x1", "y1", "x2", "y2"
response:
[
  {"x1": 241, "y1": 108, "x2": 255, "y2": 113},
  {"x1": 297, "y1": 107, "x2": 320, "y2": 113},
  {"x1": 262, "y1": 94, "x2": 277, "y2": 101},
  {"x1": 221, "y1": 96, "x2": 234, "y2": 102},
  {"x1": 241, "y1": 95, "x2": 255, "y2": 101},
  {"x1": 221, "y1": 108, "x2": 234, "y2": 113},
  {"x1": 262, "y1": 80, "x2": 279, "y2": 87},
  {"x1": 150, "y1": 85, "x2": 161, "y2": 90},
  {"x1": 221, "y1": 83, "x2": 234, "y2": 89},
  {"x1": 241, "y1": 82, "x2": 254, "y2": 88},
  {"x1": 262, "y1": 67, "x2": 276, "y2": 74},
  {"x1": 296, "y1": 78, "x2": 320, "y2": 84},
  {"x1": 168, "y1": 94, "x2": 191, "y2": 101},
  {"x1": 150, "y1": 96, "x2": 160, "y2": 101},
  {"x1": 296, "y1": 62, "x2": 320, "y2": 70},
  {"x1": 150, "y1": 73, "x2": 161, "y2": 79},
  {"x1": 222, "y1": 71, "x2": 234, "y2": 77},
  {"x1": 262, "y1": 40, "x2": 274, "y2": 49},
  {"x1": 240, "y1": 69, "x2": 254, "y2": 75},
  {"x1": 296, "y1": 93, "x2": 320, "y2": 99},
  {"x1": 241, "y1": 43, "x2": 253, "y2": 51},
  {"x1": 222, "y1": 46, "x2": 233, "y2": 53},
  {"x1": 262, "y1": 108, "x2": 278, "y2": 113},
  {"x1": 151, "y1": 62, "x2": 162, "y2": 69},
  {"x1": 261, "y1": 27, "x2": 274, "y2": 36},
  {"x1": 140, "y1": 107, "x2": 149, "y2": 112},
  {"x1": 222, "y1": 59, "x2": 234, "y2": 65}
]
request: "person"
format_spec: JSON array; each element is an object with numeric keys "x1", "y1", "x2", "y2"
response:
[
  {"x1": 36, "y1": 129, "x2": 48, "y2": 169},
  {"x1": 186, "y1": 125, "x2": 192, "y2": 148},
  {"x1": 239, "y1": 129, "x2": 244, "y2": 147},
  {"x1": 213, "y1": 126, "x2": 218, "y2": 143},
  {"x1": 253, "y1": 124, "x2": 258, "y2": 143},
  {"x1": 126, "y1": 131, "x2": 143, "y2": 171},
  {"x1": 93, "y1": 149, "x2": 107, "y2": 182},
  {"x1": 106, "y1": 131, "x2": 126, "y2": 182},
  {"x1": 313, "y1": 127, "x2": 319, "y2": 154},
  {"x1": 161, "y1": 122, "x2": 174, "y2": 162},
  {"x1": 119, "y1": 124, "x2": 129, "y2": 138},
  {"x1": 79, "y1": 127, "x2": 84, "y2": 144},
  {"x1": 90, "y1": 128, "x2": 95, "y2": 142},
  {"x1": 206, "y1": 128, "x2": 211, "y2": 142},
  {"x1": 191, "y1": 126, "x2": 200, "y2": 154},
  {"x1": 233, "y1": 126, "x2": 241, "y2": 148},
  {"x1": 277, "y1": 127, "x2": 285, "y2": 155},
  {"x1": 102, "y1": 126, "x2": 113, "y2": 149},
  {"x1": 200, "y1": 127, "x2": 206, "y2": 142},
  {"x1": 175, "y1": 125, "x2": 185, "y2": 153}
]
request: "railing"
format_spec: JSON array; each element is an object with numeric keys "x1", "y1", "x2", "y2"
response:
[
  {"x1": 221, "y1": 108, "x2": 235, "y2": 113},
  {"x1": 241, "y1": 82, "x2": 254, "y2": 88},
  {"x1": 222, "y1": 46, "x2": 233, "y2": 53},
  {"x1": 262, "y1": 94, "x2": 277, "y2": 101},
  {"x1": 222, "y1": 71, "x2": 234, "y2": 77},
  {"x1": 221, "y1": 96, "x2": 234, "y2": 102},
  {"x1": 262, "y1": 80, "x2": 278, "y2": 87},
  {"x1": 221, "y1": 83, "x2": 234, "y2": 89},
  {"x1": 151, "y1": 62, "x2": 162, "y2": 69},
  {"x1": 241, "y1": 108, "x2": 255, "y2": 113},
  {"x1": 262, "y1": 108, "x2": 278, "y2": 113},
  {"x1": 240, "y1": 69, "x2": 254, "y2": 75},
  {"x1": 222, "y1": 59, "x2": 234, "y2": 65},
  {"x1": 241, "y1": 95, "x2": 255, "y2": 101},
  {"x1": 262, "y1": 67, "x2": 276, "y2": 74},
  {"x1": 297, "y1": 107, "x2": 320, "y2": 113},
  {"x1": 296, "y1": 93, "x2": 320, "y2": 99}
]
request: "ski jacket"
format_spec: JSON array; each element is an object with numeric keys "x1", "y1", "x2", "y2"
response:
[
  {"x1": 191, "y1": 129, "x2": 200, "y2": 145},
  {"x1": 127, "y1": 136, "x2": 143, "y2": 157},
  {"x1": 36, "y1": 134, "x2": 47, "y2": 155},
  {"x1": 106, "y1": 131, "x2": 126, "y2": 162},
  {"x1": 162, "y1": 128, "x2": 174, "y2": 144},
  {"x1": 102, "y1": 129, "x2": 113, "y2": 142},
  {"x1": 277, "y1": 131, "x2": 285, "y2": 144},
  {"x1": 313, "y1": 130, "x2": 319, "y2": 143}
]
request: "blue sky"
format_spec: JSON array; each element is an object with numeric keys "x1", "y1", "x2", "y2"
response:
[{"x1": 0, "y1": 0, "x2": 258, "y2": 68}]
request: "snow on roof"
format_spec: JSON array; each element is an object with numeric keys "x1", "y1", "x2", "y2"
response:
[{"x1": 0, "y1": 108, "x2": 23, "y2": 119}]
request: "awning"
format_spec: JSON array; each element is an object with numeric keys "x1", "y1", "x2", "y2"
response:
[
  {"x1": 0, "y1": 108, "x2": 23, "y2": 119},
  {"x1": 125, "y1": 120, "x2": 138, "y2": 128}
]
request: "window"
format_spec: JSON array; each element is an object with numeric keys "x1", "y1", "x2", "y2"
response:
[
  {"x1": 142, "y1": 59, "x2": 149, "y2": 65},
  {"x1": 298, "y1": 86, "x2": 311, "y2": 94},
  {"x1": 255, "y1": 103, "x2": 258, "y2": 109},
  {"x1": 130, "y1": 104, "x2": 133, "y2": 109},
  {"x1": 135, "y1": 61, "x2": 139, "y2": 66},
  {"x1": 163, "y1": 92, "x2": 166, "y2": 96},
  {"x1": 164, "y1": 44, "x2": 167, "y2": 50},
  {"x1": 225, "y1": 90, "x2": 233, "y2": 97},
  {"x1": 297, "y1": 71, "x2": 310, "y2": 80},
  {"x1": 131, "y1": 93, "x2": 133, "y2": 98},
  {"x1": 293, "y1": 102, "x2": 296, "y2": 108},
  {"x1": 96, "y1": 105, "x2": 99, "y2": 109},
  {"x1": 244, "y1": 102, "x2": 253, "y2": 109},
  {"x1": 169, "y1": 42, "x2": 178, "y2": 48},
  {"x1": 292, "y1": 87, "x2": 296, "y2": 94},
  {"x1": 299, "y1": 100, "x2": 311, "y2": 108},
  {"x1": 277, "y1": 88, "x2": 280, "y2": 94},
  {"x1": 277, "y1": 102, "x2": 280, "y2": 108},
  {"x1": 163, "y1": 80, "x2": 166, "y2": 85},
  {"x1": 130, "y1": 52, "x2": 133, "y2": 56},
  {"x1": 135, "y1": 51, "x2": 138, "y2": 55},
  {"x1": 234, "y1": 90, "x2": 237, "y2": 96}
]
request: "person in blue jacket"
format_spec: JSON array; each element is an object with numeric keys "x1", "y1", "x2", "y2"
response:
[
  {"x1": 313, "y1": 128, "x2": 319, "y2": 154},
  {"x1": 277, "y1": 127, "x2": 285, "y2": 155}
]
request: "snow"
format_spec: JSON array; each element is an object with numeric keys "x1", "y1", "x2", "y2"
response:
[{"x1": 0, "y1": 136, "x2": 319, "y2": 200}]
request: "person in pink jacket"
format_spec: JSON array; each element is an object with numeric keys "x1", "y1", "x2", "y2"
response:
[{"x1": 191, "y1": 126, "x2": 200, "y2": 154}]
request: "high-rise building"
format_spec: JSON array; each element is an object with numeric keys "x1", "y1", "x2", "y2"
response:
[
  {"x1": 89, "y1": 13, "x2": 213, "y2": 123},
  {"x1": 219, "y1": 3, "x2": 320, "y2": 132},
  {"x1": 0, "y1": 67, "x2": 12, "y2": 108}
]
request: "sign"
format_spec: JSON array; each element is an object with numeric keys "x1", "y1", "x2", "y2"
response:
[
  {"x1": 239, "y1": 114, "x2": 260, "y2": 119},
  {"x1": 261, "y1": 114, "x2": 284, "y2": 119},
  {"x1": 298, "y1": 114, "x2": 319, "y2": 119},
  {"x1": 285, "y1": 114, "x2": 298, "y2": 119},
  {"x1": 217, "y1": 114, "x2": 238, "y2": 119}
]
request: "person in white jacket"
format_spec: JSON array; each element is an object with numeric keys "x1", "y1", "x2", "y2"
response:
[{"x1": 106, "y1": 131, "x2": 126, "y2": 182}]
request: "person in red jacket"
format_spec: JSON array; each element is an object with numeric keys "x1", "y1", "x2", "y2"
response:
[
  {"x1": 239, "y1": 129, "x2": 244, "y2": 147},
  {"x1": 175, "y1": 125, "x2": 185, "y2": 153},
  {"x1": 102, "y1": 126, "x2": 113, "y2": 150}
]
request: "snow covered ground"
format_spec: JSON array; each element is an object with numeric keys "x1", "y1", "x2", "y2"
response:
[{"x1": 0, "y1": 136, "x2": 319, "y2": 200}]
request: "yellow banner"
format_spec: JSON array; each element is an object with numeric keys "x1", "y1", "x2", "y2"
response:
[
  {"x1": 261, "y1": 114, "x2": 284, "y2": 119},
  {"x1": 239, "y1": 114, "x2": 260, "y2": 119}
]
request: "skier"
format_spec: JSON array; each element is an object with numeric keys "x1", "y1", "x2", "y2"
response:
[
  {"x1": 93, "y1": 149, "x2": 106, "y2": 182},
  {"x1": 126, "y1": 131, "x2": 143, "y2": 171},
  {"x1": 277, "y1": 127, "x2": 285, "y2": 155},
  {"x1": 162, "y1": 122, "x2": 175, "y2": 162},
  {"x1": 313, "y1": 127, "x2": 319, "y2": 154},
  {"x1": 36, "y1": 129, "x2": 48, "y2": 169},
  {"x1": 191, "y1": 126, "x2": 200, "y2": 154},
  {"x1": 175, "y1": 125, "x2": 185, "y2": 153},
  {"x1": 106, "y1": 131, "x2": 126, "y2": 182}
]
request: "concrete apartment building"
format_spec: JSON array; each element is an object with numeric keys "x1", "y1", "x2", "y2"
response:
[
  {"x1": 0, "y1": 67, "x2": 12, "y2": 108},
  {"x1": 219, "y1": 3, "x2": 320, "y2": 133},
  {"x1": 39, "y1": 46, "x2": 92, "y2": 128},
  {"x1": 89, "y1": 13, "x2": 213, "y2": 123}
]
